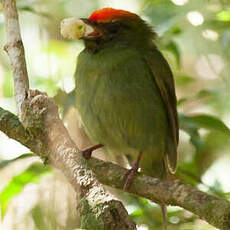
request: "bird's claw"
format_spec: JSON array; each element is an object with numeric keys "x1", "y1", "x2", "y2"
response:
[
  {"x1": 81, "y1": 144, "x2": 103, "y2": 160},
  {"x1": 123, "y1": 166, "x2": 138, "y2": 190},
  {"x1": 123, "y1": 152, "x2": 142, "y2": 190},
  {"x1": 82, "y1": 149, "x2": 92, "y2": 159}
]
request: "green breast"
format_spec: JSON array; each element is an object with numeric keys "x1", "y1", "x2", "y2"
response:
[{"x1": 75, "y1": 47, "x2": 168, "y2": 161}]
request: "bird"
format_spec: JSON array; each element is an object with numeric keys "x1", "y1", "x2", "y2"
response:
[{"x1": 61, "y1": 8, "x2": 179, "y2": 230}]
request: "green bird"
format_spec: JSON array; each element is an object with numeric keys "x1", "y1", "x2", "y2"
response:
[{"x1": 61, "y1": 8, "x2": 179, "y2": 229}]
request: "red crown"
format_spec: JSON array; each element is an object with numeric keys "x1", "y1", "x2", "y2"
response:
[{"x1": 89, "y1": 8, "x2": 137, "y2": 23}]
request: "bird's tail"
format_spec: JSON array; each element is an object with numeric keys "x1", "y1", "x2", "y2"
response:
[{"x1": 160, "y1": 204, "x2": 168, "y2": 230}]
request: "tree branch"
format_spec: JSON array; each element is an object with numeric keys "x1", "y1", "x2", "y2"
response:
[
  {"x1": 2, "y1": 0, "x2": 29, "y2": 116},
  {"x1": 1, "y1": 1, "x2": 136, "y2": 229},
  {"x1": 1, "y1": 106, "x2": 230, "y2": 229}
]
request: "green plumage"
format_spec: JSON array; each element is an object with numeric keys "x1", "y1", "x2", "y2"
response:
[{"x1": 75, "y1": 15, "x2": 178, "y2": 179}]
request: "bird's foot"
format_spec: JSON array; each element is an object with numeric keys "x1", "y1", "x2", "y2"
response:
[
  {"x1": 82, "y1": 144, "x2": 103, "y2": 159},
  {"x1": 123, "y1": 152, "x2": 142, "y2": 190},
  {"x1": 123, "y1": 165, "x2": 139, "y2": 190}
]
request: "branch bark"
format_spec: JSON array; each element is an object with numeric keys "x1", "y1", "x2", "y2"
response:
[
  {"x1": 2, "y1": 0, "x2": 29, "y2": 116},
  {"x1": 1, "y1": 106, "x2": 230, "y2": 229},
  {"x1": 1, "y1": 1, "x2": 136, "y2": 229}
]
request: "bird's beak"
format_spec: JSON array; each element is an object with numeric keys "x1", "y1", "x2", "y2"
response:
[{"x1": 60, "y1": 17, "x2": 100, "y2": 40}]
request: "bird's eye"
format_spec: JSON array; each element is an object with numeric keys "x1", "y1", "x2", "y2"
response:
[{"x1": 108, "y1": 25, "x2": 120, "y2": 34}]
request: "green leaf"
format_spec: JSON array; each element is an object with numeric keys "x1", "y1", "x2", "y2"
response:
[
  {"x1": 196, "y1": 89, "x2": 218, "y2": 99},
  {"x1": 0, "y1": 153, "x2": 34, "y2": 170},
  {"x1": 0, "y1": 163, "x2": 52, "y2": 218},
  {"x1": 176, "y1": 75, "x2": 195, "y2": 86},
  {"x1": 177, "y1": 165, "x2": 201, "y2": 186},
  {"x1": 177, "y1": 98, "x2": 188, "y2": 106},
  {"x1": 217, "y1": 10, "x2": 230, "y2": 22},
  {"x1": 189, "y1": 114, "x2": 230, "y2": 136},
  {"x1": 168, "y1": 26, "x2": 182, "y2": 35},
  {"x1": 165, "y1": 41, "x2": 180, "y2": 67},
  {"x1": 130, "y1": 208, "x2": 144, "y2": 217},
  {"x1": 179, "y1": 113, "x2": 203, "y2": 151}
]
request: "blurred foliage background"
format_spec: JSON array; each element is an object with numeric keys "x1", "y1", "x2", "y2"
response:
[{"x1": 0, "y1": 0, "x2": 230, "y2": 229}]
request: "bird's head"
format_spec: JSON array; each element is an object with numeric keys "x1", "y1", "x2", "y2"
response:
[{"x1": 61, "y1": 8, "x2": 156, "y2": 51}]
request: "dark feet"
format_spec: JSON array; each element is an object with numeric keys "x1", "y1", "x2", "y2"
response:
[
  {"x1": 123, "y1": 165, "x2": 139, "y2": 190},
  {"x1": 82, "y1": 144, "x2": 103, "y2": 159},
  {"x1": 123, "y1": 152, "x2": 142, "y2": 190}
]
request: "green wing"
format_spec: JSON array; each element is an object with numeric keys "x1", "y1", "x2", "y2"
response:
[{"x1": 143, "y1": 46, "x2": 179, "y2": 173}]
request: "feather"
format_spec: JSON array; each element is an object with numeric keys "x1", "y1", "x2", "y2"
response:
[{"x1": 143, "y1": 46, "x2": 179, "y2": 173}]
